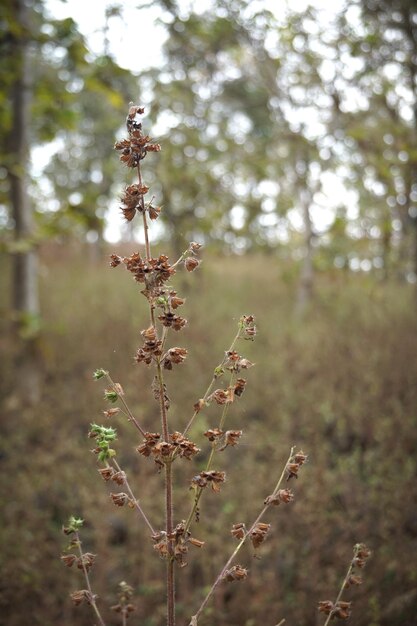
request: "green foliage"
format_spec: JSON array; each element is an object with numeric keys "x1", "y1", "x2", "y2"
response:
[
  {"x1": 0, "y1": 0, "x2": 136, "y2": 244},
  {"x1": 63, "y1": 516, "x2": 84, "y2": 535},
  {"x1": 93, "y1": 369, "x2": 107, "y2": 380},
  {"x1": 89, "y1": 424, "x2": 117, "y2": 462}
]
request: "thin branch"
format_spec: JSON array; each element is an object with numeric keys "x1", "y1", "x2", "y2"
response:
[
  {"x1": 112, "y1": 459, "x2": 156, "y2": 536},
  {"x1": 183, "y1": 376, "x2": 234, "y2": 535},
  {"x1": 190, "y1": 447, "x2": 295, "y2": 624},
  {"x1": 104, "y1": 372, "x2": 146, "y2": 437},
  {"x1": 182, "y1": 323, "x2": 243, "y2": 436},
  {"x1": 74, "y1": 532, "x2": 107, "y2": 626}
]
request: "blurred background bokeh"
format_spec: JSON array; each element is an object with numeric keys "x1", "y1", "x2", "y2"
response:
[{"x1": 1, "y1": 0, "x2": 417, "y2": 624}]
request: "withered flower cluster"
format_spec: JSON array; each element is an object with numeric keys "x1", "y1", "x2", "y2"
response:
[
  {"x1": 318, "y1": 543, "x2": 371, "y2": 622},
  {"x1": 264, "y1": 488, "x2": 294, "y2": 506},
  {"x1": 115, "y1": 105, "x2": 161, "y2": 167},
  {"x1": 191, "y1": 470, "x2": 226, "y2": 492},
  {"x1": 152, "y1": 522, "x2": 204, "y2": 568},
  {"x1": 208, "y1": 378, "x2": 247, "y2": 404},
  {"x1": 286, "y1": 450, "x2": 308, "y2": 480},
  {"x1": 230, "y1": 522, "x2": 271, "y2": 551},
  {"x1": 111, "y1": 242, "x2": 200, "y2": 370},
  {"x1": 137, "y1": 431, "x2": 200, "y2": 468},
  {"x1": 318, "y1": 600, "x2": 352, "y2": 620},
  {"x1": 250, "y1": 522, "x2": 271, "y2": 550},
  {"x1": 98, "y1": 466, "x2": 126, "y2": 485},
  {"x1": 204, "y1": 428, "x2": 243, "y2": 451},
  {"x1": 223, "y1": 564, "x2": 248, "y2": 582},
  {"x1": 110, "y1": 492, "x2": 135, "y2": 508},
  {"x1": 223, "y1": 350, "x2": 253, "y2": 372},
  {"x1": 61, "y1": 552, "x2": 96, "y2": 572},
  {"x1": 241, "y1": 314, "x2": 257, "y2": 340},
  {"x1": 70, "y1": 589, "x2": 97, "y2": 606}
]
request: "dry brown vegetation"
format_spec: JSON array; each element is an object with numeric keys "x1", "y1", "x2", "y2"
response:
[{"x1": 1, "y1": 247, "x2": 417, "y2": 625}]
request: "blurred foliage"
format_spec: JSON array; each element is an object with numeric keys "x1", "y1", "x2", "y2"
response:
[
  {"x1": 0, "y1": 0, "x2": 136, "y2": 245},
  {"x1": 127, "y1": 0, "x2": 416, "y2": 278},
  {"x1": 1, "y1": 0, "x2": 417, "y2": 277},
  {"x1": 1, "y1": 245, "x2": 417, "y2": 625}
]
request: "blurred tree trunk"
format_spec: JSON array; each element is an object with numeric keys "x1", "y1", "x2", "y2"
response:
[
  {"x1": 296, "y1": 189, "x2": 315, "y2": 316},
  {"x1": 8, "y1": 0, "x2": 41, "y2": 404}
]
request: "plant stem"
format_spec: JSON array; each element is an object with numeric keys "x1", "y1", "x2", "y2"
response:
[
  {"x1": 323, "y1": 558, "x2": 355, "y2": 626},
  {"x1": 104, "y1": 372, "x2": 146, "y2": 437},
  {"x1": 182, "y1": 325, "x2": 243, "y2": 436},
  {"x1": 156, "y1": 355, "x2": 175, "y2": 625},
  {"x1": 183, "y1": 385, "x2": 233, "y2": 535},
  {"x1": 112, "y1": 459, "x2": 156, "y2": 535},
  {"x1": 165, "y1": 459, "x2": 175, "y2": 626},
  {"x1": 190, "y1": 447, "x2": 295, "y2": 624},
  {"x1": 74, "y1": 532, "x2": 107, "y2": 626},
  {"x1": 137, "y1": 163, "x2": 152, "y2": 260}
]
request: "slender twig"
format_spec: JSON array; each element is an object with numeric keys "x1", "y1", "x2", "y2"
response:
[
  {"x1": 137, "y1": 163, "x2": 152, "y2": 260},
  {"x1": 156, "y1": 358, "x2": 175, "y2": 626},
  {"x1": 104, "y1": 372, "x2": 146, "y2": 437},
  {"x1": 182, "y1": 324, "x2": 243, "y2": 436},
  {"x1": 112, "y1": 459, "x2": 156, "y2": 535},
  {"x1": 190, "y1": 447, "x2": 295, "y2": 624},
  {"x1": 183, "y1": 376, "x2": 234, "y2": 535},
  {"x1": 165, "y1": 459, "x2": 175, "y2": 626},
  {"x1": 322, "y1": 560, "x2": 354, "y2": 626},
  {"x1": 74, "y1": 532, "x2": 107, "y2": 626}
]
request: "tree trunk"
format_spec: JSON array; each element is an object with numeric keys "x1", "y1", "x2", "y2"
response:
[
  {"x1": 8, "y1": 0, "x2": 41, "y2": 405},
  {"x1": 296, "y1": 188, "x2": 314, "y2": 316}
]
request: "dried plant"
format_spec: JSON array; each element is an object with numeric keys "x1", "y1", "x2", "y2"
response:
[
  {"x1": 318, "y1": 543, "x2": 372, "y2": 624},
  {"x1": 60, "y1": 105, "x2": 368, "y2": 626}
]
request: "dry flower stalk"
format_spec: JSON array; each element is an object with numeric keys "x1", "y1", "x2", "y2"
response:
[
  {"x1": 318, "y1": 543, "x2": 371, "y2": 624},
  {"x1": 59, "y1": 105, "x2": 359, "y2": 626}
]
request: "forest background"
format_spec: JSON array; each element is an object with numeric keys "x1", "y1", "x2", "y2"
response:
[{"x1": 1, "y1": 0, "x2": 417, "y2": 625}]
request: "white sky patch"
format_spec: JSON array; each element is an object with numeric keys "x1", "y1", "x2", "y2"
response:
[{"x1": 45, "y1": 0, "x2": 167, "y2": 72}]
